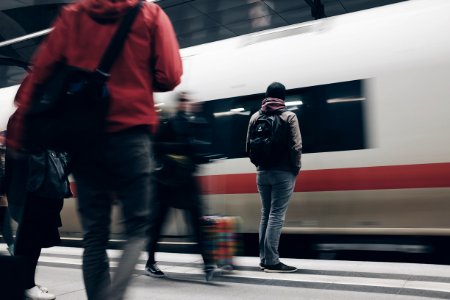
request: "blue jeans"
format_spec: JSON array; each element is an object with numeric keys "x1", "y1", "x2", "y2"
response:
[
  {"x1": 73, "y1": 127, "x2": 153, "y2": 300},
  {"x1": 257, "y1": 170, "x2": 296, "y2": 265}
]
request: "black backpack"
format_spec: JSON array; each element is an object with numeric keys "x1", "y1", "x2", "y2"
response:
[
  {"x1": 248, "y1": 110, "x2": 288, "y2": 167},
  {"x1": 23, "y1": 3, "x2": 142, "y2": 152}
]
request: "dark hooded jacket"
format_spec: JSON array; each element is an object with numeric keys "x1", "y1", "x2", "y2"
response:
[
  {"x1": 246, "y1": 97, "x2": 302, "y2": 175},
  {"x1": 8, "y1": 0, "x2": 182, "y2": 150}
]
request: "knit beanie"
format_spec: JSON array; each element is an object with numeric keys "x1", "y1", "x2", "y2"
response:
[{"x1": 265, "y1": 82, "x2": 286, "y2": 100}]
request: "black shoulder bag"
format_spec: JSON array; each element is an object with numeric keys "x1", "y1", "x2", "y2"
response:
[
  {"x1": 26, "y1": 150, "x2": 72, "y2": 199},
  {"x1": 24, "y1": 2, "x2": 142, "y2": 152}
]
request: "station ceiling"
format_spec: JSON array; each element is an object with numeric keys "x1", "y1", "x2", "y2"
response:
[
  {"x1": 0, "y1": 0, "x2": 408, "y2": 61},
  {"x1": 158, "y1": 0, "x2": 408, "y2": 48}
]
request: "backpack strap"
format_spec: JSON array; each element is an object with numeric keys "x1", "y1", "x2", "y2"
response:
[{"x1": 96, "y1": 1, "x2": 143, "y2": 77}]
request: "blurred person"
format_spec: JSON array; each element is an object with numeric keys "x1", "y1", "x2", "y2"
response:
[
  {"x1": 0, "y1": 196, "x2": 14, "y2": 256},
  {"x1": 145, "y1": 93, "x2": 218, "y2": 281},
  {"x1": 5, "y1": 117, "x2": 68, "y2": 300},
  {"x1": 0, "y1": 132, "x2": 14, "y2": 256},
  {"x1": 6, "y1": 0, "x2": 182, "y2": 299},
  {"x1": 246, "y1": 82, "x2": 302, "y2": 273}
]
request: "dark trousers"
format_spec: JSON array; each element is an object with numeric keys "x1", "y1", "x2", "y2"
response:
[
  {"x1": 0, "y1": 206, "x2": 14, "y2": 246},
  {"x1": 11, "y1": 194, "x2": 63, "y2": 290},
  {"x1": 146, "y1": 178, "x2": 211, "y2": 266},
  {"x1": 14, "y1": 232, "x2": 41, "y2": 289},
  {"x1": 72, "y1": 128, "x2": 153, "y2": 300},
  {"x1": 0, "y1": 255, "x2": 27, "y2": 299}
]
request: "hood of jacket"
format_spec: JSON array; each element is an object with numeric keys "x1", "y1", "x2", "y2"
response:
[
  {"x1": 80, "y1": 0, "x2": 140, "y2": 20},
  {"x1": 261, "y1": 97, "x2": 286, "y2": 113}
]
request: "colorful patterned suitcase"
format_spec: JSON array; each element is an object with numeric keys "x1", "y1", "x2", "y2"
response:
[{"x1": 202, "y1": 216, "x2": 241, "y2": 269}]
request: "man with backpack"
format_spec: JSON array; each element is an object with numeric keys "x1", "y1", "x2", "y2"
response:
[{"x1": 246, "y1": 82, "x2": 302, "y2": 273}]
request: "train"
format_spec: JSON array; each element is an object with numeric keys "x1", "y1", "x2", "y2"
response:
[{"x1": 1, "y1": 0, "x2": 450, "y2": 257}]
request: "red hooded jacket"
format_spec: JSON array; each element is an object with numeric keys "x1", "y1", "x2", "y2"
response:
[{"x1": 8, "y1": 0, "x2": 183, "y2": 150}]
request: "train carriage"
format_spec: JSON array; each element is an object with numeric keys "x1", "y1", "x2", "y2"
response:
[{"x1": 1, "y1": 0, "x2": 450, "y2": 256}]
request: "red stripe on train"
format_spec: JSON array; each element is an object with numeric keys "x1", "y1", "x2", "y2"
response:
[
  {"x1": 69, "y1": 162, "x2": 450, "y2": 197},
  {"x1": 197, "y1": 162, "x2": 450, "y2": 195}
]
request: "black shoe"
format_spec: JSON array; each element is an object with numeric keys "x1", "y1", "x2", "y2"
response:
[
  {"x1": 263, "y1": 262, "x2": 297, "y2": 273},
  {"x1": 145, "y1": 263, "x2": 165, "y2": 278},
  {"x1": 259, "y1": 263, "x2": 266, "y2": 270},
  {"x1": 219, "y1": 264, "x2": 234, "y2": 274},
  {"x1": 205, "y1": 265, "x2": 220, "y2": 282}
]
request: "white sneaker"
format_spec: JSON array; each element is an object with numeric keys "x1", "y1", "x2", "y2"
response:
[
  {"x1": 37, "y1": 285, "x2": 49, "y2": 293},
  {"x1": 25, "y1": 285, "x2": 56, "y2": 300}
]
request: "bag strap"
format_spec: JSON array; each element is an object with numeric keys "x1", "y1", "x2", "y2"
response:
[{"x1": 96, "y1": 1, "x2": 143, "y2": 77}]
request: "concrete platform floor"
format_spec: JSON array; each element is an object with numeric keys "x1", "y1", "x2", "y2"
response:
[{"x1": 2, "y1": 245, "x2": 450, "y2": 300}]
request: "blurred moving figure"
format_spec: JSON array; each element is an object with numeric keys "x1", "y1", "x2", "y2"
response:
[
  {"x1": 5, "y1": 118, "x2": 67, "y2": 299},
  {"x1": 0, "y1": 133, "x2": 22, "y2": 300},
  {"x1": 6, "y1": 0, "x2": 182, "y2": 299},
  {"x1": 145, "y1": 93, "x2": 218, "y2": 281},
  {"x1": 246, "y1": 82, "x2": 302, "y2": 273},
  {"x1": 0, "y1": 132, "x2": 14, "y2": 256},
  {"x1": 0, "y1": 196, "x2": 14, "y2": 256}
]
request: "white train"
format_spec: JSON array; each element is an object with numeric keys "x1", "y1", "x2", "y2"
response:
[{"x1": 1, "y1": 0, "x2": 450, "y2": 254}]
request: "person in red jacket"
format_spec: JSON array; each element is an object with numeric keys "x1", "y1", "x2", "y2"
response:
[{"x1": 8, "y1": 0, "x2": 182, "y2": 299}]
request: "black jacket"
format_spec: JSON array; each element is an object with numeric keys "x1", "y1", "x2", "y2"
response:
[{"x1": 154, "y1": 112, "x2": 205, "y2": 185}]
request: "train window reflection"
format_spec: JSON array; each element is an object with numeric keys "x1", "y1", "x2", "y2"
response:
[{"x1": 202, "y1": 79, "x2": 366, "y2": 159}]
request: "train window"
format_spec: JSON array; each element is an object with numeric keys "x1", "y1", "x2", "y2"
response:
[
  {"x1": 0, "y1": 4, "x2": 63, "y2": 70},
  {"x1": 0, "y1": 64, "x2": 27, "y2": 88},
  {"x1": 298, "y1": 80, "x2": 366, "y2": 153},
  {"x1": 201, "y1": 80, "x2": 366, "y2": 159},
  {"x1": 1, "y1": 4, "x2": 62, "y2": 38}
]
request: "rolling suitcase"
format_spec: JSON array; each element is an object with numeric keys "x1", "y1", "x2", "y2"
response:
[{"x1": 202, "y1": 216, "x2": 241, "y2": 269}]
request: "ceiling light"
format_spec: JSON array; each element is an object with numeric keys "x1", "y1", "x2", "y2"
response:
[
  {"x1": 286, "y1": 101, "x2": 303, "y2": 106},
  {"x1": 327, "y1": 97, "x2": 366, "y2": 104}
]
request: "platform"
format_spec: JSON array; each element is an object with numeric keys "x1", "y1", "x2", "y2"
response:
[{"x1": 2, "y1": 245, "x2": 450, "y2": 299}]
